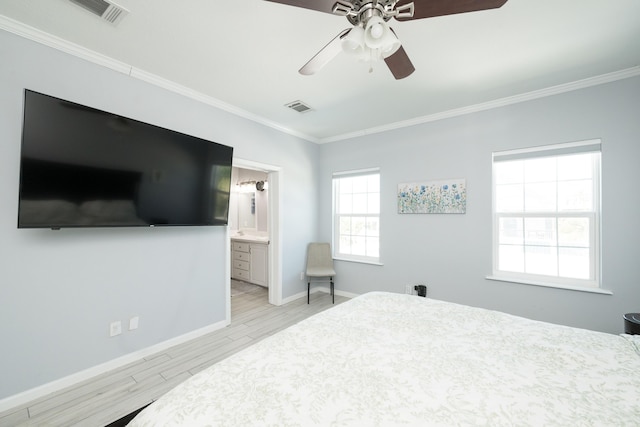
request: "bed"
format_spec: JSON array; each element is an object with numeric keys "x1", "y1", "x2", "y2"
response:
[{"x1": 128, "y1": 292, "x2": 640, "y2": 426}]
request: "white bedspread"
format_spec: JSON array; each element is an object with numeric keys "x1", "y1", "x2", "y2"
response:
[{"x1": 129, "y1": 292, "x2": 640, "y2": 426}]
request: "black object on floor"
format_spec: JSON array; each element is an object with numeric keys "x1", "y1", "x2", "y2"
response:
[
  {"x1": 624, "y1": 313, "x2": 640, "y2": 335},
  {"x1": 414, "y1": 284, "x2": 427, "y2": 297},
  {"x1": 104, "y1": 403, "x2": 151, "y2": 427}
]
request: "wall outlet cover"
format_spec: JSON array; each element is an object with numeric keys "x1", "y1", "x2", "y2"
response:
[
  {"x1": 109, "y1": 320, "x2": 122, "y2": 337},
  {"x1": 129, "y1": 316, "x2": 139, "y2": 330}
]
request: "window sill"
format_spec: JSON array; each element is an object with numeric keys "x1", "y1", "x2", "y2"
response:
[
  {"x1": 333, "y1": 257, "x2": 383, "y2": 266},
  {"x1": 485, "y1": 275, "x2": 612, "y2": 295}
]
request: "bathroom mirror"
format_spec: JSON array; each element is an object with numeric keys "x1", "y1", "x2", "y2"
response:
[{"x1": 237, "y1": 192, "x2": 256, "y2": 229}]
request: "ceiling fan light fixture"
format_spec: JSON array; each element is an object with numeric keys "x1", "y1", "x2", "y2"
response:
[
  {"x1": 363, "y1": 16, "x2": 401, "y2": 57},
  {"x1": 361, "y1": 16, "x2": 402, "y2": 59},
  {"x1": 369, "y1": 22, "x2": 384, "y2": 39},
  {"x1": 380, "y1": 32, "x2": 401, "y2": 58},
  {"x1": 341, "y1": 26, "x2": 365, "y2": 56},
  {"x1": 364, "y1": 16, "x2": 387, "y2": 48},
  {"x1": 270, "y1": 0, "x2": 508, "y2": 79}
]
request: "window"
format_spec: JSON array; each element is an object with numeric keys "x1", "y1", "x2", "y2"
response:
[
  {"x1": 333, "y1": 169, "x2": 380, "y2": 263},
  {"x1": 491, "y1": 140, "x2": 601, "y2": 290}
]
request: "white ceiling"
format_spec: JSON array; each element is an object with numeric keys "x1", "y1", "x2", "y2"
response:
[{"x1": 1, "y1": 0, "x2": 639, "y2": 143}]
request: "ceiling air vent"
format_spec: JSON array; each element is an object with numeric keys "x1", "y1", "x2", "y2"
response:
[
  {"x1": 68, "y1": 0, "x2": 129, "y2": 25},
  {"x1": 285, "y1": 100, "x2": 312, "y2": 113}
]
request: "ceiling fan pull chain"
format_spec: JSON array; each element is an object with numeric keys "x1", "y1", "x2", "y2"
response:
[
  {"x1": 280, "y1": 0, "x2": 508, "y2": 79},
  {"x1": 369, "y1": 49, "x2": 374, "y2": 73}
]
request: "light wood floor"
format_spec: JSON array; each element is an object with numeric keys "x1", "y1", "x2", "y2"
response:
[{"x1": 0, "y1": 283, "x2": 348, "y2": 427}]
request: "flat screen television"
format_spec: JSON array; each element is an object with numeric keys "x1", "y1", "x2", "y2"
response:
[{"x1": 18, "y1": 89, "x2": 233, "y2": 229}]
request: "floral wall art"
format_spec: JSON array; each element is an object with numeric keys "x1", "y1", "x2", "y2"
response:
[{"x1": 398, "y1": 179, "x2": 466, "y2": 214}]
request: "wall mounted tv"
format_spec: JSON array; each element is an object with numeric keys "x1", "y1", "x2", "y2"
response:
[{"x1": 18, "y1": 89, "x2": 234, "y2": 229}]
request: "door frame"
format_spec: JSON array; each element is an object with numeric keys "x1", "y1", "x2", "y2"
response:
[{"x1": 226, "y1": 158, "x2": 282, "y2": 323}]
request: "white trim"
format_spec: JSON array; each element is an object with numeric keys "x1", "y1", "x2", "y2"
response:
[
  {"x1": 225, "y1": 226, "x2": 232, "y2": 325},
  {"x1": 281, "y1": 287, "x2": 359, "y2": 305},
  {"x1": 231, "y1": 158, "x2": 283, "y2": 307},
  {"x1": 491, "y1": 145, "x2": 602, "y2": 288},
  {"x1": 0, "y1": 15, "x2": 131, "y2": 75},
  {"x1": 320, "y1": 68, "x2": 640, "y2": 144},
  {"x1": 493, "y1": 138, "x2": 602, "y2": 161},
  {"x1": 281, "y1": 289, "x2": 308, "y2": 305},
  {"x1": 128, "y1": 68, "x2": 315, "y2": 142},
  {"x1": 323, "y1": 287, "x2": 359, "y2": 299},
  {"x1": 0, "y1": 15, "x2": 319, "y2": 144},
  {"x1": 267, "y1": 169, "x2": 283, "y2": 306},
  {"x1": 333, "y1": 257, "x2": 384, "y2": 266},
  {"x1": 332, "y1": 167, "x2": 380, "y2": 177},
  {"x1": 486, "y1": 276, "x2": 612, "y2": 295},
  {"x1": 2, "y1": 15, "x2": 638, "y2": 145},
  {"x1": 0, "y1": 319, "x2": 227, "y2": 413},
  {"x1": 332, "y1": 171, "x2": 382, "y2": 265}
]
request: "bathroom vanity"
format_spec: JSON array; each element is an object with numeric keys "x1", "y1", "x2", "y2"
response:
[{"x1": 231, "y1": 235, "x2": 269, "y2": 287}]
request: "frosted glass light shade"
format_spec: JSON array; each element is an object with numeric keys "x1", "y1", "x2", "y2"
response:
[
  {"x1": 364, "y1": 16, "x2": 401, "y2": 58},
  {"x1": 340, "y1": 17, "x2": 403, "y2": 63},
  {"x1": 341, "y1": 26, "x2": 365, "y2": 56},
  {"x1": 380, "y1": 34, "x2": 401, "y2": 58}
]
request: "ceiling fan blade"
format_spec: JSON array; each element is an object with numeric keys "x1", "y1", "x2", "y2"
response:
[
  {"x1": 395, "y1": 0, "x2": 508, "y2": 21},
  {"x1": 299, "y1": 28, "x2": 351, "y2": 76},
  {"x1": 264, "y1": 0, "x2": 339, "y2": 14},
  {"x1": 384, "y1": 28, "x2": 415, "y2": 80},
  {"x1": 384, "y1": 45, "x2": 415, "y2": 80}
]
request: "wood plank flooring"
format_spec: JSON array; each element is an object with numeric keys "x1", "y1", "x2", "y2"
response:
[{"x1": 0, "y1": 284, "x2": 348, "y2": 426}]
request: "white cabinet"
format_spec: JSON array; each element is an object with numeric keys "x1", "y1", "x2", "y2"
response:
[
  {"x1": 248, "y1": 243, "x2": 268, "y2": 287},
  {"x1": 231, "y1": 242, "x2": 251, "y2": 282},
  {"x1": 231, "y1": 240, "x2": 268, "y2": 287}
]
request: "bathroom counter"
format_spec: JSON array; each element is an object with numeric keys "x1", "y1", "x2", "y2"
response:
[{"x1": 230, "y1": 234, "x2": 269, "y2": 244}]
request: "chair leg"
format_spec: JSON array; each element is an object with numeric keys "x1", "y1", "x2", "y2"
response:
[
  {"x1": 307, "y1": 281, "x2": 310, "y2": 304},
  {"x1": 331, "y1": 277, "x2": 334, "y2": 304}
]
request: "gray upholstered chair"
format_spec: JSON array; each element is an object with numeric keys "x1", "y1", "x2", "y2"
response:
[{"x1": 305, "y1": 242, "x2": 336, "y2": 304}]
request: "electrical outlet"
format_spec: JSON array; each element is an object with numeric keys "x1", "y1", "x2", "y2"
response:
[
  {"x1": 129, "y1": 316, "x2": 139, "y2": 331},
  {"x1": 405, "y1": 284, "x2": 412, "y2": 295},
  {"x1": 300, "y1": 272, "x2": 305, "y2": 281},
  {"x1": 109, "y1": 320, "x2": 122, "y2": 337}
]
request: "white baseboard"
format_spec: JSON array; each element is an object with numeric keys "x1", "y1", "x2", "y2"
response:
[
  {"x1": 333, "y1": 288, "x2": 359, "y2": 299},
  {"x1": 0, "y1": 319, "x2": 228, "y2": 413},
  {"x1": 281, "y1": 286, "x2": 359, "y2": 305},
  {"x1": 0, "y1": 288, "x2": 359, "y2": 413},
  {"x1": 281, "y1": 289, "x2": 308, "y2": 305}
]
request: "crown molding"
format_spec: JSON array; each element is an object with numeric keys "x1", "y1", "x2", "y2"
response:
[
  {"x1": 320, "y1": 66, "x2": 640, "y2": 143},
  {"x1": 0, "y1": 14, "x2": 131, "y2": 74},
  {"x1": 2, "y1": 15, "x2": 638, "y2": 145},
  {"x1": 0, "y1": 15, "x2": 319, "y2": 143},
  {"x1": 128, "y1": 67, "x2": 318, "y2": 143}
]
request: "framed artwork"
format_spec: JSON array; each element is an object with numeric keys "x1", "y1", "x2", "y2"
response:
[{"x1": 398, "y1": 179, "x2": 466, "y2": 214}]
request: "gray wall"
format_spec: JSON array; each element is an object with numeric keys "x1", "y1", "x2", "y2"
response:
[
  {"x1": 0, "y1": 30, "x2": 319, "y2": 399},
  {"x1": 319, "y1": 75, "x2": 640, "y2": 335},
  {"x1": 2, "y1": 23, "x2": 638, "y2": 403}
]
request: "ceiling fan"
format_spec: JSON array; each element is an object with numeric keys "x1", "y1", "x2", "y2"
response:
[{"x1": 265, "y1": 0, "x2": 508, "y2": 79}]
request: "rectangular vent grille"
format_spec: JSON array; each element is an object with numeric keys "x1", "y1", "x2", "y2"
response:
[
  {"x1": 69, "y1": 0, "x2": 129, "y2": 25},
  {"x1": 285, "y1": 100, "x2": 312, "y2": 113}
]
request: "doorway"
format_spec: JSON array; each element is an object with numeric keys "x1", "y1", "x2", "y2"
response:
[{"x1": 226, "y1": 158, "x2": 282, "y2": 324}]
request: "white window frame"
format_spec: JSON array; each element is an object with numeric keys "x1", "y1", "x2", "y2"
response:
[
  {"x1": 488, "y1": 140, "x2": 606, "y2": 293},
  {"x1": 332, "y1": 168, "x2": 381, "y2": 265}
]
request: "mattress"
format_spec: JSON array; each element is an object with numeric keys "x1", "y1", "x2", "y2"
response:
[{"x1": 129, "y1": 292, "x2": 640, "y2": 426}]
